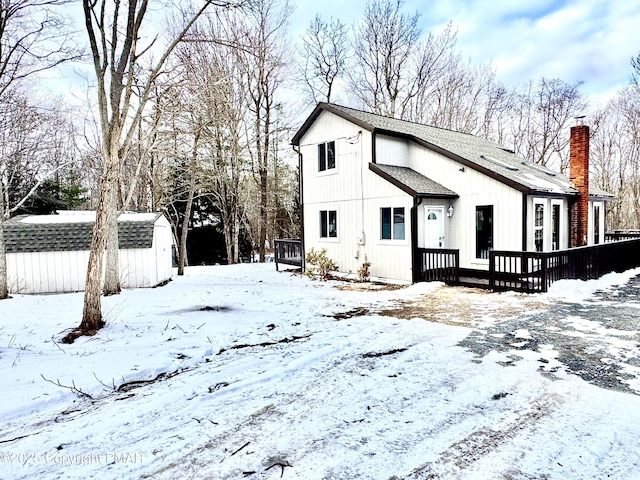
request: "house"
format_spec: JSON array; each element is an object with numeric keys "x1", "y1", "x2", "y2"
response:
[
  {"x1": 291, "y1": 103, "x2": 612, "y2": 284},
  {"x1": 3, "y1": 211, "x2": 173, "y2": 294}
]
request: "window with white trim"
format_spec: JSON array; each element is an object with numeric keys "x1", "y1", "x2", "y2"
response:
[
  {"x1": 320, "y1": 210, "x2": 337, "y2": 238},
  {"x1": 534, "y1": 202, "x2": 544, "y2": 252},
  {"x1": 552, "y1": 203, "x2": 561, "y2": 250},
  {"x1": 476, "y1": 205, "x2": 493, "y2": 259},
  {"x1": 318, "y1": 141, "x2": 335, "y2": 171},
  {"x1": 381, "y1": 207, "x2": 405, "y2": 240}
]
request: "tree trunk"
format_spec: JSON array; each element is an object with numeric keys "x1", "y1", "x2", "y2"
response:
[
  {"x1": 232, "y1": 208, "x2": 240, "y2": 264},
  {"x1": 177, "y1": 133, "x2": 200, "y2": 275},
  {"x1": 259, "y1": 165, "x2": 267, "y2": 262},
  {"x1": 103, "y1": 188, "x2": 121, "y2": 295},
  {"x1": 77, "y1": 152, "x2": 120, "y2": 337},
  {"x1": 0, "y1": 180, "x2": 8, "y2": 299},
  {"x1": 224, "y1": 217, "x2": 233, "y2": 264},
  {"x1": 177, "y1": 185, "x2": 193, "y2": 275}
]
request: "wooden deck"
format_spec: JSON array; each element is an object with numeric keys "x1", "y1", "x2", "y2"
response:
[
  {"x1": 276, "y1": 236, "x2": 640, "y2": 293},
  {"x1": 274, "y1": 239, "x2": 303, "y2": 271}
]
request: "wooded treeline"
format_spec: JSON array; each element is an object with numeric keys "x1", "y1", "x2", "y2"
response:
[{"x1": 0, "y1": 0, "x2": 639, "y2": 333}]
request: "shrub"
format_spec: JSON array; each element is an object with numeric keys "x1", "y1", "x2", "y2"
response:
[
  {"x1": 358, "y1": 260, "x2": 371, "y2": 282},
  {"x1": 305, "y1": 248, "x2": 338, "y2": 280}
]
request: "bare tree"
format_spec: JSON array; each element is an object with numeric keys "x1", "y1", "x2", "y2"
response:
[
  {"x1": 349, "y1": 0, "x2": 457, "y2": 119},
  {"x1": 0, "y1": 1, "x2": 81, "y2": 299},
  {"x1": 631, "y1": 51, "x2": 640, "y2": 86},
  {"x1": 509, "y1": 78, "x2": 587, "y2": 171},
  {"x1": 185, "y1": 30, "x2": 249, "y2": 264},
  {"x1": 232, "y1": 0, "x2": 291, "y2": 262},
  {"x1": 70, "y1": 0, "x2": 242, "y2": 341},
  {"x1": 298, "y1": 14, "x2": 348, "y2": 103}
]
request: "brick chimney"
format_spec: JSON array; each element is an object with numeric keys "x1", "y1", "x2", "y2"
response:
[{"x1": 569, "y1": 121, "x2": 589, "y2": 247}]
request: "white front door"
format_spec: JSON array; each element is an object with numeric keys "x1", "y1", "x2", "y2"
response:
[{"x1": 425, "y1": 206, "x2": 444, "y2": 248}]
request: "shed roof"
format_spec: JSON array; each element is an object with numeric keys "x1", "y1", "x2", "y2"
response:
[
  {"x1": 3, "y1": 212, "x2": 163, "y2": 253},
  {"x1": 293, "y1": 103, "x2": 613, "y2": 198},
  {"x1": 370, "y1": 164, "x2": 458, "y2": 198}
]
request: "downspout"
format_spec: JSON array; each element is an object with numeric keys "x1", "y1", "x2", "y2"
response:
[
  {"x1": 522, "y1": 194, "x2": 528, "y2": 251},
  {"x1": 293, "y1": 144, "x2": 305, "y2": 271},
  {"x1": 411, "y1": 196, "x2": 420, "y2": 283}
]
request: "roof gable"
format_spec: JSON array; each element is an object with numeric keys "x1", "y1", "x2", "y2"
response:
[{"x1": 3, "y1": 213, "x2": 163, "y2": 253}]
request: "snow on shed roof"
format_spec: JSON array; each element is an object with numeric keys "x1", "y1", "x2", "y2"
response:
[{"x1": 4, "y1": 212, "x2": 164, "y2": 253}]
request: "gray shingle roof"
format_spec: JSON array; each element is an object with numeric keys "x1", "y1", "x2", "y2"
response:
[
  {"x1": 371, "y1": 164, "x2": 458, "y2": 198},
  {"x1": 3, "y1": 213, "x2": 162, "y2": 253},
  {"x1": 298, "y1": 103, "x2": 613, "y2": 198}
]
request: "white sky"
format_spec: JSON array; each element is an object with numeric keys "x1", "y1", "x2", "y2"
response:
[
  {"x1": 41, "y1": 0, "x2": 640, "y2": 121},
  {"x1": 290, "y1": 0, "x2": 640, "y2": 105}
]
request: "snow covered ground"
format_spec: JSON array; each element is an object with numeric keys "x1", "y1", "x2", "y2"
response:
[{"x1": 1, "y1": 264, "x2": 640, "y2": 479}]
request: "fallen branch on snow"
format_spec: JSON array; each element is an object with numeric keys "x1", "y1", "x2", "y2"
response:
[
  {"x1": 231, "y1": 441, "x2": 250, "y2": 456},
  {"x1": 362, "y1": 347, "x2": 408, "y2": 358},
  {"x1": 265, "y1": 460, "x2": 292, "y2": 477},
  {"x1": 41, "y1": 375, "x2": 93, "y2": 399},
  {"x1": 0, "y1": 433, "x2": 37, "y2": 444},
  {"x1": 216, "y1": 334, "x2": 312, "y2": 355}
]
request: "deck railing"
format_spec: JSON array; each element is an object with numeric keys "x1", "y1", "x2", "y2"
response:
[
  {"x1": 605, "y1": 231, "x2": 640, "y2": 242},
  {"x1": 490, "y1": 238, "x2": 640, "y2": 293},
  {"x1": 274, "y1": 239, "x2": 303, "y2": 271},
  {"x1": 415, "y1": 248, "x2": 460, "y2": 284}
]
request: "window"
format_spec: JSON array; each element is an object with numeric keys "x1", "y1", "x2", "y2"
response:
[
  {"x1": 320, "y1": 210, "x2": 337, "y2": 238},
  {"x1": 318, "y1": 141, "x2": 335, "y2": 171},
  {"x1": 381, "y1": 207, "x2": 405, "y2": 240},
  {"x1": 534, "y1": 203, "x2": 544, "y2": 252},
  {"x1": 475, "y1": 205, "x2": 493, "y2": 259},
  {"x1": 552, "y1": 203, "x2": 560, "y2": 250}
]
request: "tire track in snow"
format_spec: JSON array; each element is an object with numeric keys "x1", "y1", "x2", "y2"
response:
[{"x1": 407, "y1": 393, "x2": 564, "y2": 479}]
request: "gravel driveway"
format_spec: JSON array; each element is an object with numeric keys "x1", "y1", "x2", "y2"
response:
[{"x1": 458, "y1": 275, "x2": 640, "y2": 394}]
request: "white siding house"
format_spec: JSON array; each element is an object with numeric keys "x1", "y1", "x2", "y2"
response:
[
  {"x1": 4, "y1": 212, "x2": 173, "y2": 294},
  {"x1": 292, "y1": 103, "x2": 612, "y2": 284}
]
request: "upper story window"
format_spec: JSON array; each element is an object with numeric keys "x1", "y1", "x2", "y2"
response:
[
  {"x1": 318, "y1": 141, "x2": 335, "y2": 172},
  {"x1": 381, "y1": 207, "x2": 405, "y2": 240}
]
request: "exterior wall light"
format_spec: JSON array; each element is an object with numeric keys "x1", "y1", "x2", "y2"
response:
[{"x1": 447, "y1": 206, "x2": 454, "y2": 218}]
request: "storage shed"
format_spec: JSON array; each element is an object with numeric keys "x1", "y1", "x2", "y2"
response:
[{"x1": 3, "y1": 211, "x2": 173, "y2": 294}]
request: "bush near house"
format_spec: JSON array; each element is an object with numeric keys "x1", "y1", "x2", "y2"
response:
[{"x1": 305, "y1": 248, "x2": 338, "y2": 280}]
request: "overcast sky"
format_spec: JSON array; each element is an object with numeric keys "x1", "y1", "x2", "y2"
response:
[{"x1": 290, "y1": 0, "x2": 640, "y2": 105}]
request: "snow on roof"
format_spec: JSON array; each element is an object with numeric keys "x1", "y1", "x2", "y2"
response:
[
  {"x1": 17, "y1": 211, "x2": 160, "y2": 224},
  {"x1": 514, "y1": 172, "x2": 567, "y2": 194}
]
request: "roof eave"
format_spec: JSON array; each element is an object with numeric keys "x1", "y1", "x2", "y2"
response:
[
  {"x1": 369, "y1": 163, "x2": 459, "y2": 199},
  {"x1": 373, "y1": 128, "x2": 562, "y2": 195}
]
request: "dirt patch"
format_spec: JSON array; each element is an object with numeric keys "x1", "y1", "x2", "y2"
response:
[
  {"x1": 334, "y1": 282, "x2": 407, "y2": 292},
  {"x1": 199, "y1": 306, "x2": 231, "y2": 312},
  {"x1": 330, "y1": 307, "x2": 371, "y2": 320},
  {"x1": 379, "y1": 285, "x2": 548, "y2": 328}
]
